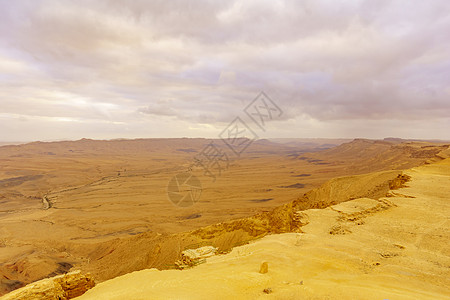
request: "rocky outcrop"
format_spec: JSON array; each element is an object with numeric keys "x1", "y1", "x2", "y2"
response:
[
  {"x1": 175, "y1": 246, "x2": 218, "y2": 269},
  {"x1": 42, "y1": 195, "x2": 51, "y2": 209},
  {"x1": 0, "y1": 271, "x2": 95, "y2": 300},
  {"x1": 292, "y1": 211, "x2": 309, "y2": 227}
]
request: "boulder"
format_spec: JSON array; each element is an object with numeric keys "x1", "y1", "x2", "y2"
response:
[
  {"x1": 0, "y1": 271, "x2": 95, "y2": 300},
  {"x1": 259, "y1": 262, "x2": 269, "y2": 274},
  {"x1": 175, "y1": 246, "x2": 218, "y2": 269}
]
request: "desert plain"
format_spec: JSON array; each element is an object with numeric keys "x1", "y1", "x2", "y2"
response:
[{"x1": 0, "y1": 138, "x2": 449, "y2": 299}]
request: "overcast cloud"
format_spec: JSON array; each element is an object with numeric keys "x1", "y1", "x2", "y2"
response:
[{"x1": 0, "y1": 0, "x2": 449, "y2": 141}]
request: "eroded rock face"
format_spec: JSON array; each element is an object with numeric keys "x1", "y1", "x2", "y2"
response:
[{"x1": 0, "y1": 271, "x2": 95, "y2": 300}]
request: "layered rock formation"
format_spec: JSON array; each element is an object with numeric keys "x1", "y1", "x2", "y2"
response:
[
  {"x1": 175, "y1": 246, "x2": 218, "y2": 269},
  {"x1": 0, "y1": 271, "x2": 94, "y2": 300}
]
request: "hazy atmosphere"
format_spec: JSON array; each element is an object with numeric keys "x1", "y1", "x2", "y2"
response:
[{"x1": 1, "y1": 0, "x2": 449, "y2": 141}]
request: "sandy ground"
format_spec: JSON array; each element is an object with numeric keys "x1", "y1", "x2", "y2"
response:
[{"x1": 76, "y1": 158, "x2": 450, "y2": 300}]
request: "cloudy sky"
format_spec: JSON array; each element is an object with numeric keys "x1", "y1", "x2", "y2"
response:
[{"x1": 0, "y1": 0, "x2": 449, "y2": 142}]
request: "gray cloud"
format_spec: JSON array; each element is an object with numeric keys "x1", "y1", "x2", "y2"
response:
[{"x1": 0, "y1": 0, "x2": 449, "y2": 141}]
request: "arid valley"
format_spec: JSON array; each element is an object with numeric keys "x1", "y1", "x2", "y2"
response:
[{"x1": 0, "y1": 138, "x2": 449, "y2": 299}]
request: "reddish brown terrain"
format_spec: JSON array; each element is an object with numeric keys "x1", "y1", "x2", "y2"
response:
[{"x1": 0, "y1": 138, "x2": 448, "y2": 296}]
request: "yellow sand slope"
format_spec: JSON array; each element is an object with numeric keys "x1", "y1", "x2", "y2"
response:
[{"x1": 76, "y1": 158, "x2": 450, "y2": 300}]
